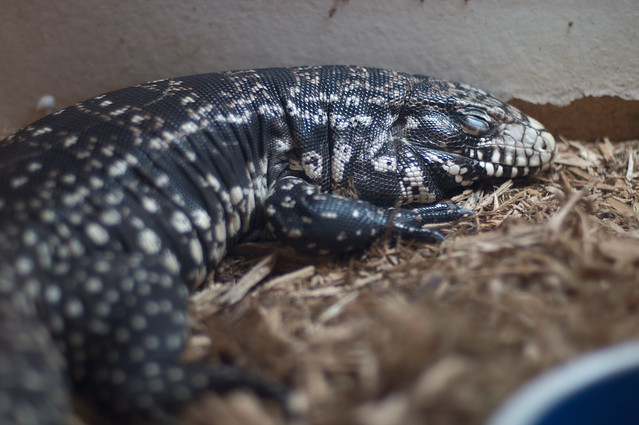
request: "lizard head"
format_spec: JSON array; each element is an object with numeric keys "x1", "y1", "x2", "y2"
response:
[{"x1": 392, "y1": 78, "x2": 556, "y2": 187}]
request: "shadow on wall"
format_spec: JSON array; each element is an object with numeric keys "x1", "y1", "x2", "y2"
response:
[{"x1": 510, "y1": 97, "x2": 639, "y2": 142}]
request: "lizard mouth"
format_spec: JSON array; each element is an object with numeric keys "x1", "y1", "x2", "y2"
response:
[
  {"x1": 431, "y1": 117, "x2": 556, "y2": 187},
  {"x1": 453, "y1": 117, "x2": 556, "y2": 180}
]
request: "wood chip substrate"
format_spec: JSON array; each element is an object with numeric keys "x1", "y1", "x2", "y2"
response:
[{"x1": 180, "y1": 137, "x2": 639, "y2": 425}]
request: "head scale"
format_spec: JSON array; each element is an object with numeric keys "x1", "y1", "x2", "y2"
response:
[{"x1": 394, "y1": 78, "x2": 556, "y2": 183}]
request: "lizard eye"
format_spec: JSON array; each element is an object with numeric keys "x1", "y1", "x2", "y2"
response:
[{"x1": 459, "y1": 112, "x2": 492, "y2": 135}]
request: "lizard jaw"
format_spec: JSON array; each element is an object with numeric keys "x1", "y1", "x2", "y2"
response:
[
  {"x1": 421, "y1": 119, "x2": 556, "y2": 189},
  {"x1": 464, "y1": 118, "x2": 556, "y2": 178}
]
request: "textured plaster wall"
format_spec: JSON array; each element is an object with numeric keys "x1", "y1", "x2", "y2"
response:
[{"x1": 1, "y1": 0, "x2": 637, "y2": 136}]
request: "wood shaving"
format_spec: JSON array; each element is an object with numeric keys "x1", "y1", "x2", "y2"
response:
[{"x1": 184, "y1": 137, "x2": 639, "y2": 425}]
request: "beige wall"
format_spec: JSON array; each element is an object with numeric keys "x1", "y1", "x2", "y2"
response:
[{"x1": 1, "y1": 0, "x2": 637, "y2": 136}]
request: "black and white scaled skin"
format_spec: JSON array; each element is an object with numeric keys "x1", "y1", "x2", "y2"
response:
[{"x1": 0, "y1": 66, "x2": 556, "y2": 424}]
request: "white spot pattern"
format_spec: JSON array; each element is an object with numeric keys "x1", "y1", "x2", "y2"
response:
[{"x1": 0, "y1": 66, "x2": 555, "y2": 422}]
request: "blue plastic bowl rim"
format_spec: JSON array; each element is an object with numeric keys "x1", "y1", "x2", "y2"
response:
[{"x1": 486, "y1": 339, "x2": 639, "y2": 425}]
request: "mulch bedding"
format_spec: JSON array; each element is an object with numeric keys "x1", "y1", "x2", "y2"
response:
[
  {"x1": 2, "y1": 123, "x2": 637, "y2": 424},
  {"x1": 178, "y1": 137, "x2": 639, "y2": 425}
]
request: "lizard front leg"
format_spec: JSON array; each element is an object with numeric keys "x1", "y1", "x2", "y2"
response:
[{"x1": 265, "y1": 176, "x2": 470, "y2": 255}]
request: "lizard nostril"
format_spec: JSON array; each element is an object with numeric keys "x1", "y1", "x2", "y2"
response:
[{"x1": 543, "y1": 132, "x2": 557, "y2": 154}]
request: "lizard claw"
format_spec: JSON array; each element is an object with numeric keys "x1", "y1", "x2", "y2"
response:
[
  {"x1": 389, "y1": 203, "x2": 473, "y2": 242},
  {"x1": 411, "y1": 203, "x2": 474, "y2": 224}
]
